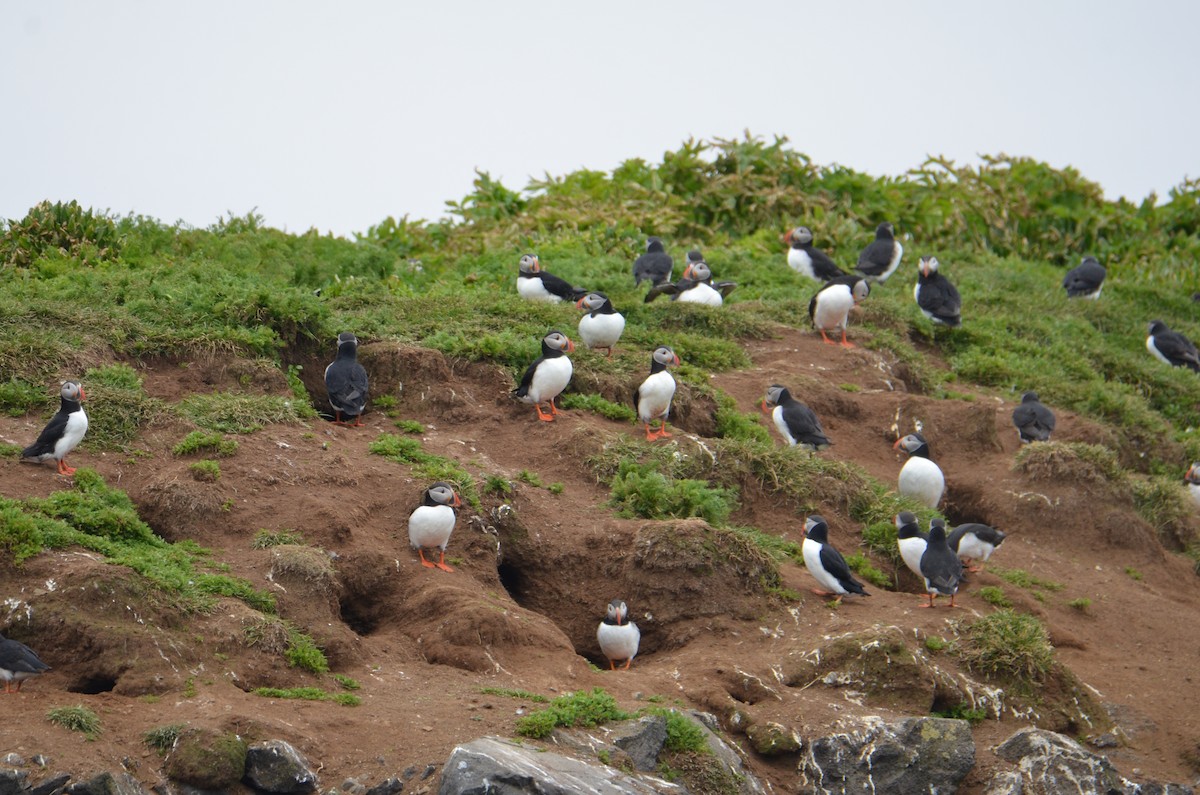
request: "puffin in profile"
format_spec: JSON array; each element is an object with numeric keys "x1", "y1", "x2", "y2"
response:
[
  {"x1": 0, "y1": 633, "x2": 50, "y2": 693},
  {"x1": 1062, "y1": 256, "x2": 1106, "y2": 300},
  {"x1": 1184, "y1": 463, "x2": 1200, "y2": 510},
  {"x1": 801, "y1": 516, "x2": 869, "y2": 603},
  {"x1": 517, "y1": 254, "x2": 587, "y2": 303},
  {"x1": 1011, "y1": 391, "x2": 1055, "y2": 443},
  {"x1": 894, "y1": 511, "x2": 928, "y2": 583},
  {"x1": 644, "y1": 260, "x2": 736, "y2": 306},
  {"x1": 894, "y1": 432, "x2": 945, "y2": 509},
  {"x1": 809, "y1": 275, "x2": 870, "y2": 347},
  {"x1": 760, "y1": 384, "x2": 831, "y2": 451},
  {"x1": 855, "y1": 222, "x2": 904, "y2": 284},
  {"x1": 597, "y1": 599, "x2": 640, "y2": 670},
  {"x1": 407, "y1": 482, "x2": 461, "y2": 572},
  {"x1": 1146, "y1": 320, "x2": 1200, "y2": 372},
  {"x1": 576, "y1": 292, "x2": 625, "y2": 357},
  {"x1": 914, "y1": 256, "x2": 962, "y2": 327},
  {"x1": 634, "y1": 346, "x2": 680, "y2": 441},
  {"x1": 324, "y1": 332, "x2": 370, "y2": 426},
  {"x1": 633, "y1": 237, "x2": 674, "y2": 287},
  {"x1": 919, "y1": 519, "x2": 963, "y2": 607},
  {"x1": 513, "y1": 330, "x2": 575, "y2": 422},
  {"x1": 21, "y1": 381, "x2": 88, "y2": 476},
  {"x1": 946, "y1": 522, "x2": 1007, "y2": 573},
  {"x1": 784, "y1": 227, "x2": 846, "y2": 282}
]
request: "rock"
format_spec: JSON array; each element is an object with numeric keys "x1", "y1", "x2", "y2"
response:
[
  {"x1": 687, "y1": 712, "x2": 767, "y2": 795},
  {"x1": 28, "y1": 773, "x2": 72, "y2": 795},
  {"x1": 64, "y1": 774, "x2": 148, "y2": 795},
  {"x1": 243, "y1": 740, "x2": 319, "y2": 794},
  {"x1": 363, "y1": 778, "x2": 403, "y2": 795},
  {"x1": 164, "y1": 728, "x2": 247, "y2": 790},
  {"x1": 1, "y1": 756, "x2": 24, "y2": 769},
  {"x1": 1133, "y1": 784, "x2": 1195, "y2": 795},
  {"x1": 983, "y1": 771, "x2": 1025, "y2": 794},
  {"x1": 340, "y1": 779, "x2": 366, "y2": 795},
  {"x1": 0, "y1": 771, "x2": 27, "y2": 795},
  {"x1": 745, "y1": 722, "x2": 802, "y2": 756},
  {"x1": 610, "y1": 716, "x2": 668, "y2": 772},
  {"x1": 995, "y1": 727, "x2": 1123, "y2": 794}
]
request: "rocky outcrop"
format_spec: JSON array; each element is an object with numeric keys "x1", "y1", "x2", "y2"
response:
[{"x1": 243, "y1": 740, "x2": 319, "y2": 794}]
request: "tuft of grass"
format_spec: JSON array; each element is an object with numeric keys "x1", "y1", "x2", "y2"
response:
[
  {"x1": 285, "y1": 628, "x2": 328, "y2": 673},
  {"x1": 189, "y1": 460, "x2": 221, "y2": 482},
  {"x1": 978, "y1": 586, "x2": 1012, "y2": 608},
  {"x1": 932, "y1": 703, "x2": 988, "y2": 724},
  {"x1": 332, "y1": 674, "x2": 361, "y2": 690},
  {"x1": 483, "y1": 475, "x2": 513, "y2": 496},
  {"x1": 957, "y1": 609, "x2": 1054, "y2": 682},
  {"x1": 644, "y1": 708, "x2": 710, "y2": 754},
  {"x1": 394, "y1": 418, "x2": 424, "y2": 433},
  {"x1": 1131, "y1": 475, "x2": 1196, "y2": 550},
  {"x1": 516, "y1": 469, "x2": 544, "y2": 487},
  {"x1": 81, "y1": 364, "x2": 163, "y2": 449},
  {"x1": 47, "y1": 705, "x2": 101, "y2": 739},
  {"x1": 0, "y1": 378, "x2": 45, "y2": 416},
  {"x1": 925, "y1": 636, "x2": 948, "y2": 652},
  {"x1": 479, "y1": 686, "x2": 550, "y2": 703},
  {"x1": 1013, "y1": 441, "x2": 1123, "y2": 485},
  {"x1": 1125, "y1": 566, "x2": 1143, "y2": 581},
  {"x1": 252, "y1": 686, "x2": 360, "y2": 706},
  {"x1": 172, "y1": 431, "x2": 238, "y2": 457},
  {"x1": 989, "y1": 566, "x2": 1064, "y2": 592},
  {"x1": 726, "y1": 525, "x2": 803, "y2": 565},
  {"x1": 515, "y1": 688, "x2": 630, "y2": 739},
  {"x1": 143, "y1": 723, "x2": 186, "y2": 753},
  {"x1": 252, "y1": 528, "x2": 306, "y2": 549},
  {"x1": 548, "y1": 482, "x2": 564, "y2": 495},
  {"x1": 368, "y1": 433, "x2": 481, "y2": 509},
  {"x1": 559, "y1": 392, "x2": 637, "y2": 423},
  {"x1": 712, "y1": 391, "x2": 772, "y2": 445},
  {"x1": 0, "y1": 442, "x2": 23, "y2": 458},
  {"x1": 1068, "y1": 597, "x2": 1092, "y2": 612},
  {"x1": 608, "y1": 460, "x2": 735, "y2": 525},
  {"x1": 844, "y1": 552, "x2": 891, "y2": 589},
  {"x1": 177, "y1": 392, "x2": 307, "y2": 434}
]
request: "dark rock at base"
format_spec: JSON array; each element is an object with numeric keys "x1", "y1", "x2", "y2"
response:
[
  {"x1": 610, "y1": 716, "x2": 668, "y2": 772},
  {"x1": 28, "y1": 773, "x2": 73, "y2": 795},
  {"x1": 0, "y1": 771, "x2": 27, "y2": 795},
  {"x1": 362, "y1": 778, "x2": 403, "y2": 795},
  {"x1": 243, "y1": 741, "x2": 318, "y2": 794},
  {"x1": 65, "y1": 773, "x2": 148, "y2": 795},
  {"x1": 746, "y1": 722, "x2": 802, "y2": 756},
  {"x1": 165, "y1": 729, "x2": 247, "y2": 791}
]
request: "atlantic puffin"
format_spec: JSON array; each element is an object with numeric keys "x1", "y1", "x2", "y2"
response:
[
  {"x1": 784, "y1": 227, "x2": 846, "y2": 282},
  {"x1": 1011, "y1": 391, "x2": 1055, "y2": 443},
  {"x1": 597, "y1": 599, "x2": 640, "y2": 670},
  {"x1": 1146, "y1": 320, "x2": 1200, "y2": 372},
  {"x1": 946, "y1": 522, "x2": 1006, "y2": 573},
  {"x1": 894, "y1": 511, "x2": 928, "y2": 583},
  {"x1": 914, "y1": 256, "x2": 962, "y2": 327},
  {"x1": 918, "y1": 519, "x2": 963, "y2": 607},
  {"x1": 686, "y1": 250, "x2": 705, "y2": 268},
  {"x1": 893, "y1": 432, "x2": 944, "y2": 509},
  {"x1": 801, "y1": 515, "x2": 869, "y2": 603},
  {"x1": 809, "y1": 275, "x2": 870, "y2": 347},
  {"x1": 1184, "y1": 463, "x2": 1200, "y2": 510},
  {"x1": 407, "y1": 482, "x2": 461, "y2": 572},
  {"x1": 644, "y1": 261, "x2": 736, "y2": 306},
  {"x1": 855, "y1": 222, "x2": 904, "y2": 284},
  {"x1": 324, "y1": 332, "x2": 370, "y2": 426},
  {"x1": 517, "y1": 254, "x2": 587, "y2": 303},
  {"x1": 1062, "y1": 256, "x2": 1106, "y2": 300},
  {"x1": 513, "y1": 330, "x2": 575, "y2": 422},
  {"x1": 633, "y1": 237, "x2": 674, "y2": 287},
  {"x1": 0, "y1": 633, "x2": 50, "y2": 693},
  {"x1": 760, "y1": 384, "x2": 831, "y2": 451},
  {"x1": 634, "y1": 346, "x2": 680, "y2": 441},
  {"x1": 21, "y1": 381, "x2": 88, "y2": 476},
  {"x1": 576, "y1": 292, "x2": 625, "y2": 357}
]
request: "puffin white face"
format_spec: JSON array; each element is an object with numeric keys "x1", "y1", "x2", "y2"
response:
[
  {"x1": 894, "y1": 511, "x2": 917, "y2": 529},
  {"x1": 791, "y1": 227, "x2": 814, "y2": 246},
  {"x1": 61, "y1": 381, "x2": 85, "y2": 402},
  {"x1": 543, "y1": 331, "x2": 574, "y2": 353},
  {"x1": 919, "y1": 256, "x2": 939, "y2": 277},
  {"x1": 851, "y1": 280, "x2": 870, "y2": 303},
  {"x1": 427, "y1": 483, "x2": 461, "y2": 506},
  {"x1": 606, "y1": 599, "x2": 628, "y2": 625},
  {"x1": 894, "y1": 433, "x2": 926, "y2": 454},
  {"x1": 577, "y1": 292, "x2": 606, "y2": 312},
  {"x1": 803, "y1": 515, "x2": 823, "y2": 536},
  {"x1": 1187, "y1": 463, "x2": 1200, "y2": 485},
  {"x1": 684, "y1": 261, "x2": 711, "y2": 282},
  {"x1": 519, "y1": 254, "x2": 540, "y2": 275},
  {"x1": 763, "y1": 384, "x2": 786, "y2": 408},
  {"x1": 652, "y1": 346, "x2": 680, "y2": 367}
]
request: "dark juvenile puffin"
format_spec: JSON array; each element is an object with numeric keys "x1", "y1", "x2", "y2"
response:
[
  {"x1": 21, "y1": 381, "x2": 88, "y2": 476},
  {"x1": 513, "y1": 330, "x2": 575, "y2": 422},
  {"x1": 785, "y1": 227, "x2": 847, "y2": 282},
  {"x1": 0, "y1": 633, "x2": 50, "y2": 693},
  {"x1": 1146, "y1": 320, "x2": 1200, "y2": 372},
  {"x1": 760, "y1": 384, "x2": 831, "y2": 451},
  {"x1": 919, "y1": 519, "x2": 964, "y2": 607},
  {"x1": 324, "y1": 332, "x2": 369, "y2": 426},
  {"x1": 1011, "y1": 391, "x2": 1055, "y2": 443},
  {"x1": 946, "y1": 522, "x2": 1007, "y2": 573},
  {"x1": 855, "y1": 222, "x2": 904, "y2": 284},
  {"x1": 633, "y1": 237, "x2": 674, "y2": 287},
  {"x1": 801, "y1": 515, "x2": 869, "y2": 603},
  {"x1": 597, "y1": 599, "x2": 640, "y2": 670},
  {"x1": 914, "y1": 256, "x2": 962, "y2": 327},
  {"x1": 1062, "y1": 256, "x2": 1106, "y2": 300},
  {"x1": 644, "y1": 260, "x2": 736, "y2": 307},
  {"x1": 809, "y1": 275, "x2": 870, "y2": 347},
  {"x1": 407, "y1": 482, "x2": 461, "y2": 572},
  {"x1": 1184, "y1": 463, "x2": 1200, "y2": 510},
  {"x1": 517, "y1": 254, "x2": 587, "y2": 303},
  {"x1": 895, "y1": 511, "x2": 928, "y2": 583},
  {"x1": 576, "y1": 292, "x2": 625, "y2": 357},
  {"x1": 894, "y1": 432, "x2": 944, "y2": 509},
  {"x1": 634, "y1": 346, "x2": 680, "y2": 441}
]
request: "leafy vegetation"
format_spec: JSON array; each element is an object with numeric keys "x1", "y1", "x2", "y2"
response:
[
  {"x1": 515, "y1": 688, "x2": 629, "y2": 739},
  {"x1": 608, "y1": 460, "x2": 736, "y2": 525},
  {"x1": 173, "y1": 431, "x2": 239, "y2": 457},
  {"x1": 252, "y1": 687, "x2": 360, "y2": 706},
  {"x1": 368, "y1": 433, "x2": 481, "y2": 509},
  {"x1": 143, "y1": 723, "x2": 186, "y2": 753},
  {"x1": 47, "y1": 705, "x2": 102, "y2": 738},
  {"x1": 284, "y1": 627, "x2": 329, "y2": 673},
  {"x1": 645, "y1": 708, "x2": 710, "y2": 754},
  {"x1": 957, "y1": 609, "x2": 1055, "y2": 681},
  {"x1": 177, "y1": 392, "x2": 308, "y2": 434}
]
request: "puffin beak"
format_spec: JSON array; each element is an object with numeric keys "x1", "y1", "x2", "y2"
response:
[
  {"x1": 760, "y1": 399, "x2": 770, "y2": 415},
  {"x1": 575, "y1": 296, "x2": 586, "y2": 309},
  {"x1": 565, "y1": 339, "x2": 575, "y2": 353},
  {"x1": 892, "y1": 438, "x2": 903, "y2": 450},
  {"x1": 79, "y1": 388, "x2": 87, "y2": 402},
  {"x1": 782, "y1": 230, "x2": 793, "y2": 245},
  {"x1": 683, "y1": 264, "x2": 693, "y2": 279},
  {"x1": 672, "y1": 354, "x2": 680, "y2": 366},
  {"x1": 453, "y1": 494, "x2": 462, "y2": 507}
]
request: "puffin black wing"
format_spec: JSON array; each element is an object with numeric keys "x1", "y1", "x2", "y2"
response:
[
  {"x1": 809, "y1": 248, "x2": 846, "y2": 282},
  {"x1": 512, "y1": 356, "x2": 545, "y2": 399},
  {"x1": 633, "y1": 250, "x2": 674, "y2": 286},
  {"x1": 1012, "y1": 396, "x2": 1055, "y2": 443},
  {"x1": 918, "y1": 277, "x2": 962, "y2": 326},
  {"x1": 782, "y1": 402, "x2": 831, "y2": 448},
  {"x1": 538, "y1": 271, "x2": 588, "y2": 302},
  {"x1": 0, "y1": 636, "x2": 50, "y2": 675},
  {"x1": 712, "y1": 280, "x2": 737, "y2": 298},
  {"x1": 22, "y1": 410, "x2": 71, "y2": 459},
  {"x1": 1151, "y1": 327, "x2": 1200, "y2": 371},
  {"x1": 857, "y1": 239, "x2": 894, "y2": 278},
  {"x1": 1063, "y1": 258, "x2": 1106, "y2": 298},
  {"x1": 325, "y1": 361, "x2": 369, "y2": 416},
  {"x1": 644, "y1": 281, "x2": 685, "y2": 303},
  {"x1": 819, "y1": 544, "x2": 868, "y2": 596}
]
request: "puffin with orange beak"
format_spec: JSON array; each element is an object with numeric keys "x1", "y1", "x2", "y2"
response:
[
  {"x1": 914, "y1": 255, "x2": 962, "y2": 327},
  {"x1": 761, "y1": 384, "x2": 831, "y2": 451},
  {"x1": 21, "y1": 380, "x2": 88, "y2": 476},
  {"x1": 407, "y1": 482, "x2": 462, "y2": 572},
  {"x1": 634, "y1": 346, "x2": 680, "y2": 440},
  {"x1": 808, "y1": 274, "x2": 870, "y2": 347},
  {"x1": 644, "y1": 259, "x2": 736, "y2": 306},
  {"x1": 576, "y1": 292, "x2": 625, "y2": 357},
  {"x1": 513, "y1": 330, "x2": 575, "y2": 422},
  {"x1": 516, "y1": 253, "x2": 588, "y2": 303},
  {"x1": 597, "y1": 599, "x2": 640, "y2": 670}
]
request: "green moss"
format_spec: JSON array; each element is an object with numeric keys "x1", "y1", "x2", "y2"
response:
[
  {"x1": 177, "y1": 392, "x2": 307, "y2": 434},
  {"x1": 957, "y1": 609, "x2": 1054, "y2": 681},
  {"x1": 47, "y1": 705, "x2": 101, "y2": 739},
  {"x1": 978, "y1": 586, "x2": 1012, "y2": 607},
  {"x1": 188, "y1": 460, "x2": 221, "y2": 482},
  {"x1": 172, "y1": 431, "x2": 238, "y2": 457},
  {"x1": 515, "y1": 688, "x2": 629, "y2": 739},
  {"x1": 164, "y1": 729, "x2": 247, "y2": 789},
  {"x1": 284, "y1": 628, "x2": 328, "y2": 673}
]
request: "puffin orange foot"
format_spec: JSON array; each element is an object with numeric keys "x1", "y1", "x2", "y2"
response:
[{"x1": 810, "y1": 588, "x2": 835, "y2": 596}]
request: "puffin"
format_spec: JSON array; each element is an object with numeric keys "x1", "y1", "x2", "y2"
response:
[
  {"x1": 894, "y1": 511, "x2": 928, "y2": 583},
  {"x1": 946, "y1": 522, "x2": 1007, "y2": 573},
  {"x1": 0, "y1": 633, "x2": 50, "y2": 693},
  {"x1": 760, "y1": 384, "x2": 831, "y2": 451},
  {"x1": 634, "y1": 345, "x2": 680, "y2": 441},
  {"x1": 517, "y1": 254, "x2": 587, "y2": 303},
  {"x1": 1146, "y1": 320, "x2": 1200, "y2": 372},
  {"x1": 894, "y1": 433, "x2": 945, "y2": 509},
  {"x1": 633, "y1": 237, "x2": 674, "y2": 287},
  {"x1": 686, "y1": 249, "x2": 705, "y2": 268},
  {"x1": 407, "y1": 482, "x2": 461, "y2": 572},
  {"x1": 855, "y1": 222, "x2": 904, "y2": 284},
  {"x1": 597, "y1": 598, "x2": 640, "y2": 670},
  {"x1": 644, "y1": 260, "x2": 736, "y2": 306},
  {"x1": 513, "y1": 330, "x2": 575, "y2": 422},
  {"x1": 1011, "y1": 391, "x2": 1055, "y2": 443},
  {"x1": 913, "y1": 256, "x2": 962, "y2": 327},
  {"x1": 1062, "y1": 256, "x2": 1106, "y2": 300},
  {"x1": 1184, "y1": 463, "x2": 1200, "y2": 510},
  {"x1": 919, "y1": 519, "x2": 964, "y2": 608},
  {"x1": 21, "y1": 381, "x2": 88, "y2": 476},
  {"x1": 576, "y1": 292, "x2": 626, "y2": 357},
  {"x1": 809, "y1": 275, "x2": 870, "y2": 347},
  {"x1": 784, "y1": 227, "x2": 846, "y2": 282},
  {"x1": 324, "y1": 332, "x2": 370, "y2": 426},
  {"x1": 801, "y1": 515, "x2": 869, "y2": 603}
]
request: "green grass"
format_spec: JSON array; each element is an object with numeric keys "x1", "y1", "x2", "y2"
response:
[
  {"x1": 393, "y1": 419, "x2": 424, "y2": 433},
  {"x1": 844, "y1": 552, "x2": 891, "y2": 589},
  {"x1": 332, "y1": 674, "x2": 361, "y2": 691},
  {"x1": 559, "y1": 392, "x2": 637, "y2": 423},
  {"x1": 989, "y1": 566, "x2": 1065, "y2": 592},
  {"x1": 932, "y1": 703, "x2": 988, "y2": 724},
  {"x1": 368, "y1": 433, "x2": 481, "y2": 510},
  {"x1": 515, "y1": 688, "x2": 629, "y2": 739},
  {"x1": 978, "y1": 586, "x2": 1012, "y2": 608},
  {"x1": 177, "y1": 392, "x2": 308, "y2": 434},
  {"x1": 479, "y1": 686, "x2": 550, "y2": 703},
  {"x1": 173, "y1": 431, "x2": 238, "y2": 457},
  {"x1": 1125, "y1": 566, "x2": 1144, "y2": 581},
  {"x1": 143, "y1": 723, "x2": 186, "y2": 753},
  {"x1": 251, "y1": 529, "x2": 306, "y2": 549},
  {"x1": 47, "y1": 705, "x2": 102, "y2": 739},
  {"x1": 1068, "y1": 597, "x2": 1092, "y2": 612},
  {"x1": 0, "y1": 378, "x2": 44, "y2": 416},
  {"x1": 483, "y1": 475, "x2": 513, "y2": 496},
  {"x1": 924, "y1": 636, "x2": 948, "y2": 652},
  {"x1": 189, "y1": 460, "x2": 221, "y2": 482},
  {"x1": 285, "y1": 628, "x2": 328, "y2": 673},
  {"x1": 81, "y1": 364, "x2": 163, "y2": 449},
  {"x1": 0, "y1": 442, "x2": 23, "y2": 458},
  {"x1": 608, "y1": 460, "x2": 735, "y2": 525},
  {"x1": 644, "y1": 708, "x2": 710, "y2": 754},
  {"x1": 252, "y1": 687, "x2": 361, "y2": 706},
  {"x1": 957, "y1": 609, "x2": 1054, "y2": 682}
]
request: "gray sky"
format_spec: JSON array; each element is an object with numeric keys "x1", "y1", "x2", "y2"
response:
[{"x1": 4, "y1": 1, "x2": 1198, "y2": 238}]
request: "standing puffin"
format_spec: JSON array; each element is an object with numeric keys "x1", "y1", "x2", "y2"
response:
[
  {"x1": 644, "y1": 261, "x2": 736, "y2": 306},
  {"x1": 407, "y1": 482, "x2": 461, "y2": 572},
  {"x1": 1062, "y1": 256, "x2": 1106, "y2": 299},
  {"x1": 513, "y1": 330, "x2": 575, "y2": 422},
  {"x1": 1011, "y1": 391, "x2": 1055, "y2": 443},
  {"x1": 918, "y1": 519, "x2": 964, "y2": 608},
  {"x1": 0, "y1": 633, "x2": 50, "y2": 693},
  {"x1": 633, "y1": 237, "x2": 674, "y2": 287},
  {"x1": 946, "y1": 522, "x2": 1007, "y2": 573},
  {"x1": 784, "y1": 227, "x2": 847, "y2": 282},
  {"x1": 1146, "y1": 320, "x2": 1200, "y2": 372},
  {"x1": 324, "y1": 332, "x2": 370, "y2": 426},
  {"x1": 1184, "y1": 463, "x2": 1200, "y2": 510},
  {"x1": 760, "y1": 384, "x2": 831, "y2": 451},
  {"x1": 894, "y1": 511, "x2": 928, "y2": 583},
  {"x1": 597, "y1": 599, "x2": 640, "y2": 670},
  {"x1": 855, "y1": 222, "x2": 904, "y2": 284},
  {"x1": 809, "y1": 275, "x2": 870, "y2": 347},
  {"x1": 894, "y1": 433, "x2": 944, "y2": 509},
  {"x1": 21, "y1": 381, "x2": 88, "y2": 476},
  {"x1": 801, "y1": 515, "x2": 869, "y2": 603},
  {"x1": 517, "y1": 254, "x2": 587, "y2": 303},
  {"x1": 914, "y1": 256, "x2": 962, "y2": 327},
  {"x1": 576, "y1": 293, "x2": 625, "y2": 357},
  {"x1": 634, "y1": 346, "x2": 680, "y2": 441}
]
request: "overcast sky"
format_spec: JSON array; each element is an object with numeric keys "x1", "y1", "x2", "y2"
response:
[{"x1": 4, "y1": 2, "x2": 1198, "y2": 238}]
